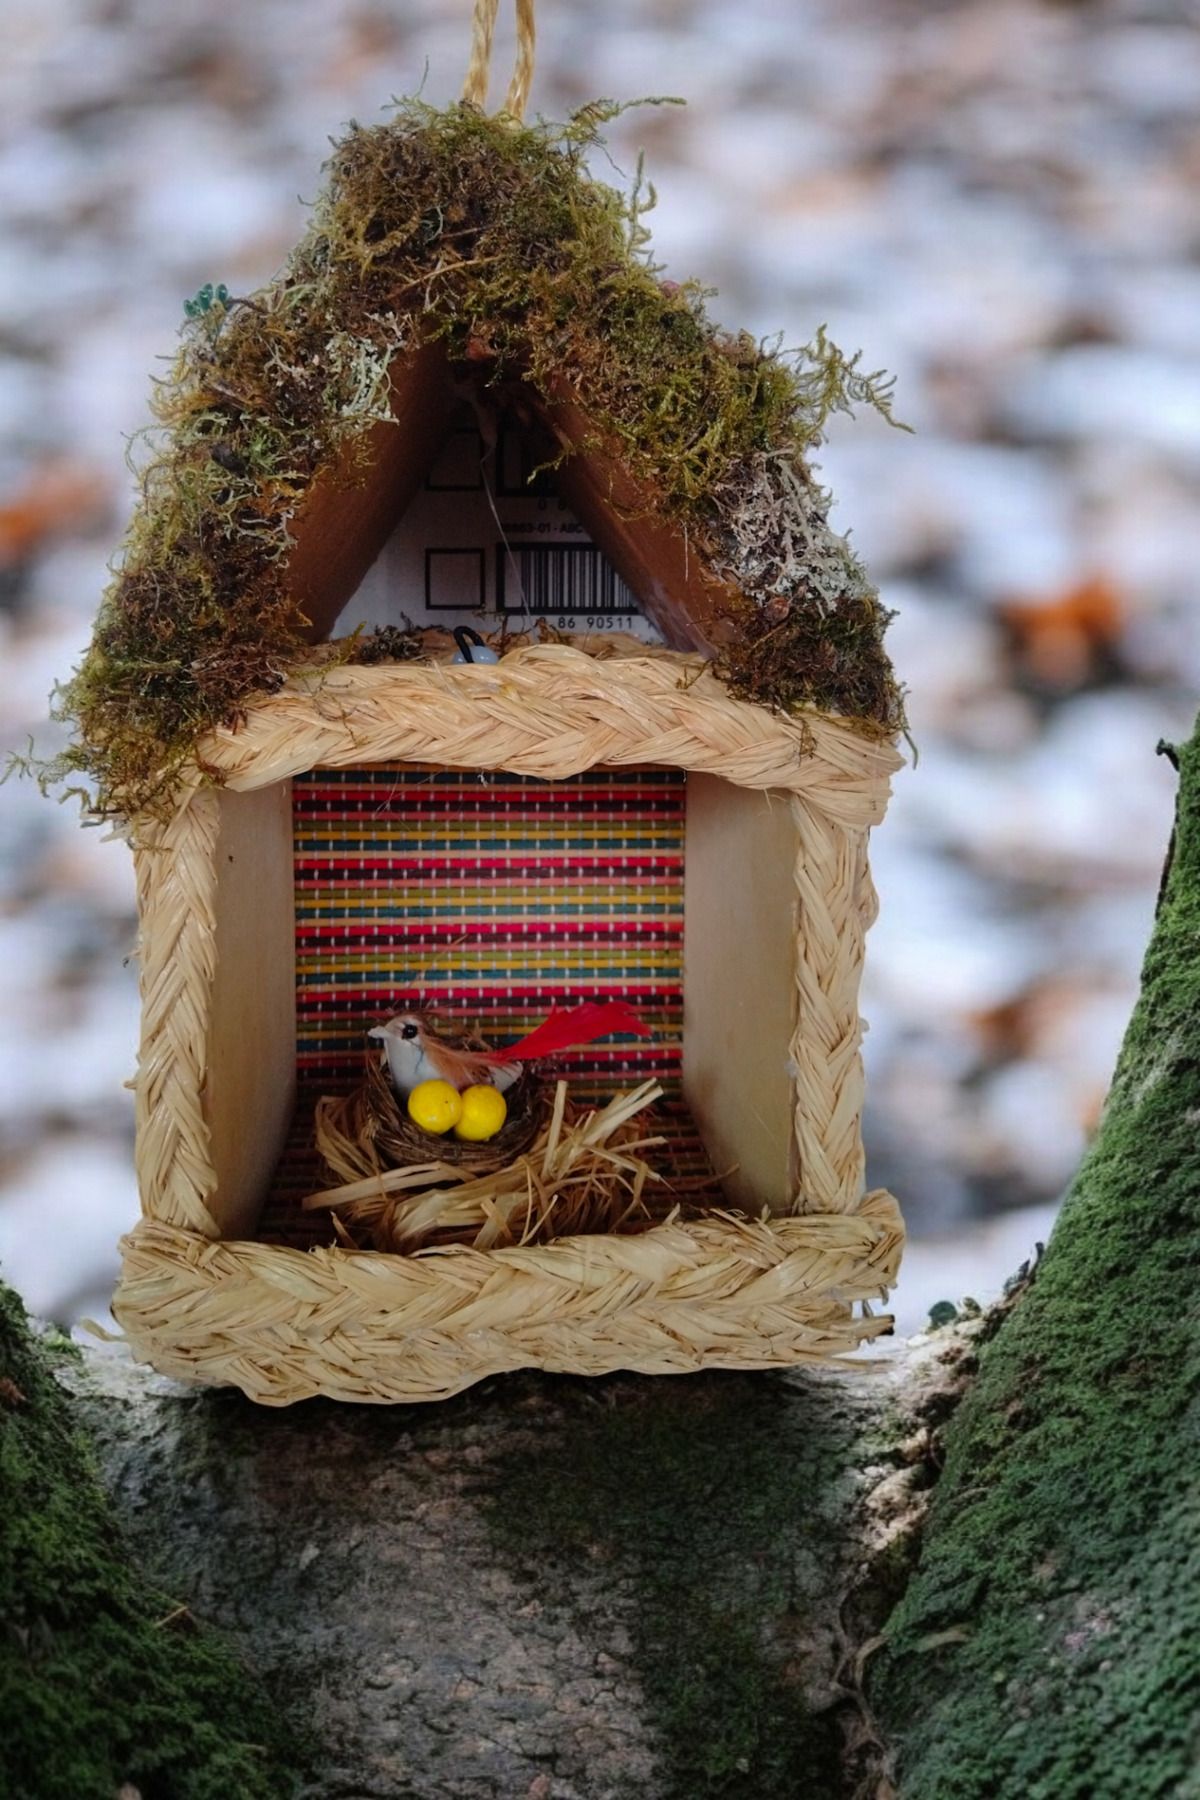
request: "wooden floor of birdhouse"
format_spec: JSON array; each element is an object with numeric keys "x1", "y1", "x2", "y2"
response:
[{"x1": 253, "y1": 758, "x2": 720, "y2": 1250}]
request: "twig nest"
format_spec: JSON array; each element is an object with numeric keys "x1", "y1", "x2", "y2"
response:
[
  {"x1": 307, "y1": 1077, "x2": 707, "y2": 1253},
  {"x1": 325, "y1": 1051, "x2": 546, "y2": 1179}
]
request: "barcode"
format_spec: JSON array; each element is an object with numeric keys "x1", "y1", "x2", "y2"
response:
[{"x1": 497, "y1": 544, "x2": 639, "y2": 615}]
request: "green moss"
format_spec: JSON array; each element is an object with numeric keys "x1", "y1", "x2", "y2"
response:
[
  {"x1": 872, "y1": 725, "x2": 1200, "y2": 1798},
  {"x1": 0, "y1": 1283, "x2": 300, "y2": 1800},
  {"x1": 50, "y1": 99, "x2": 904, "y2": 821},
  {"x1": 716, "y1": 587, "x2": 899, "y2": 726}
]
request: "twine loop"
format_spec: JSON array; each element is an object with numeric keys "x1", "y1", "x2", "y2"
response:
[{"x1": 461, "y1": 0, "x2": 536, "y2": 120}]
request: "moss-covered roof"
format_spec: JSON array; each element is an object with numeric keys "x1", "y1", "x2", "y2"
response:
[{"x1": 53, "y1": 99, "x2": 905, "y2": 820}]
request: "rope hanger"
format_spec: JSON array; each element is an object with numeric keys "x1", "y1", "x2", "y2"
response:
[{"x1": 461, "y1": 0, "x2": 537, "y2": 120}]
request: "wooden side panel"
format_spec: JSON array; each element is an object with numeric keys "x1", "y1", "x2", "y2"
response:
[
  {"x1": 287, "y1": 341, "x2": 455, "y2": 640},
  {"x1": 205, "y1": 784, "x2": 297, "y2": 1238},
  {"x1": 682, "y1": 775, "x2": 798, "y2": 1213},
  {"x1": 545, "y1": 386, "x2": 742, "y2": 654}
]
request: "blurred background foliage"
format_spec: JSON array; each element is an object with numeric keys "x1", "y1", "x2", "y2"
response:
[{"x1": 1, "y1": 0, "x2": 1196, "y2": 1331}]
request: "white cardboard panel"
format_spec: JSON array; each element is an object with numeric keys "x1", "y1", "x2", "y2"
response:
[{"x1": 335, "y1": 402, "x2": 664, "y2": 645}]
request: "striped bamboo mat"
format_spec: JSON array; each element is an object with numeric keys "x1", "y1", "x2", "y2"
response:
[
  {"x1": 258, "y1": 762, "x2": 717, "y2": 1247},
  {"x1": 292, "y1": 763, "x2": 686, "y2": 1097}
]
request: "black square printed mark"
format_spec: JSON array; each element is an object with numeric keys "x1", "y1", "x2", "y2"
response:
[
  {"x1": 425, "y1": 547, "x2": 487, "y2": 611},
  {"x1": 425, "y1": 426, "x2": 485, "y2": 491},
  {"x1": 496, "y1": 422, "x2": 559, "y2": 498}
]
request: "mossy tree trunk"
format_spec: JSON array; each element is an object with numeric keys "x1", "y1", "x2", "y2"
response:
[
  {"x1": 6, "y1": 726, "x2": 1198, "y2": 1800},
  {"x1": 871, "y1": 719, "x2": 1200, "y2": 1798},
  {"x1": 0, "y1": 1288, "x2": 301, "y2": 1800}
]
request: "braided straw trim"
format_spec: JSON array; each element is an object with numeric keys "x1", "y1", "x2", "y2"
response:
[
  {"x1": 132, "y1": 646, "x2": 900, "y2": 1233},
  {"x1": 789, "y1": 798, "x2": 874, "y2": 1213},
  {"x1": 132, "y1": 785, "x2": 224, "y2": 1238},
  {"x1": 196, "y1": 647, "x2": 902, "y2": 831},
  {"x1": 113, "y1": 1191, "x2": 903, "y2": 1405}
]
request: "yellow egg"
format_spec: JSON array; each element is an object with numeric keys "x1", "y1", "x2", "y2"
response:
[
  {"x1": 406, "y1": 1079, "x2": 463, "y2": 1135},
  {"x1": 453, "y1": 1083, "x2": 508, "y2": 1142}
]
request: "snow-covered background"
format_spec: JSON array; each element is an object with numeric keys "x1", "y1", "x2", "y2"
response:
[{"x1": 2, "y1": 0, "x2": 1196, "y2": 1334}]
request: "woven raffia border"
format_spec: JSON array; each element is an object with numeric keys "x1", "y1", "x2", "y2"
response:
[
  {"x1": 199, "y1": 643, "x2": 901, "y2": 831},
  {"x1": 117, "y1": 1194, "x2": 903, "y2": 1404},
  {"x1": 117, "y1": 642, "x2": 905, "y2": 1402}
]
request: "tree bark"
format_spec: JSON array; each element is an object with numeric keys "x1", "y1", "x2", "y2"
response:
[
  {"x1": 870, "y1": 720, "x2": 1200, "y2": 1799},
  {"x1": 61, "y1": 1346, "x2": 929, "y2": 1800}
]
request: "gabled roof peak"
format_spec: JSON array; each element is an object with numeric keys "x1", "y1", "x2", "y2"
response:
[{"x1": 55, "y1": 100, "x2": 904, "y2": 819}]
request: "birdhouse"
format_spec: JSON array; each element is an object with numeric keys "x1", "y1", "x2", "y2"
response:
[{"x1": 66, "y1": 101, "x2": 907, "y2": 1403}]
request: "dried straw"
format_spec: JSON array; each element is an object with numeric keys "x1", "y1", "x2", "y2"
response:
[
  {"x1": 198, "y1": 643, "x2": 901, "y2": 833},
  {"x1": 115, "y1": 1189, "x2": 905, "y2": 1405},
  {"x1": 305, "y1": 1078, "x2": 712, "y2": 1252}
]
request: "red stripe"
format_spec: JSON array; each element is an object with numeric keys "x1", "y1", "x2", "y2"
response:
[
  {"x1": 294, "y1": 779, "x2": 682, "y2": 799},
  {"x1": 296, "y1": 1029, "x2": 680, "y2": 1043},
  {"x1": 299, "y1": 1049, "x2": 679, "y2": 1062},
  {"x1": 294, "y1": 796, "x2": 684, "y2": 817},
  {"x1": 294, "y1": 918, "x2": 683, "y2": 941},
  {"x1": 294, "y1": 1049, "x2": 684, "y2": 1074},
  {"x1": 295, "y1": 993, "x2": 680, "y2": 1008},
  {"x1": 296, "y1": 1022, "x2": 681, "y2": 1034}
]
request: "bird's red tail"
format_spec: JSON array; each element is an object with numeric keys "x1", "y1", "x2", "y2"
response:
[{"x1": 496, "y1": 1001, "x2": 651, "y2": 1064}]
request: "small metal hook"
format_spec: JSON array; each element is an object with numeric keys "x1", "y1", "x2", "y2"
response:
[
  {"x1": 453, "y1": 626, "x2": 486, "y2": 663},
  {"x1": 452, "y1": 626, "x2": 499, "y2": 665}
]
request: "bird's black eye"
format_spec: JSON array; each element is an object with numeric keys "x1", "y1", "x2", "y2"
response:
[{"x1": 401, "y1": 1023, "x2": 419, "y2": 1040}]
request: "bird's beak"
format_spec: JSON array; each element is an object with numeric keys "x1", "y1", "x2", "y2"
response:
[{"x1": 368, "y1": 1025, "x2": 390, "y2": 1041}]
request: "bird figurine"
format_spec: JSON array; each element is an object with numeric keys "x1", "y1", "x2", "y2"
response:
[
  {"x1": 369, "y1": 1013, "x2": 521, "y2": 1099},
  {"x1": 369, "y1": 1002, "x2": 650, "y2": 1101}
]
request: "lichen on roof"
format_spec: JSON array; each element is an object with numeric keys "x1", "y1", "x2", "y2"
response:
[{"x1": 50, "y1": 98, "x2": 906, "y2": 820}]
